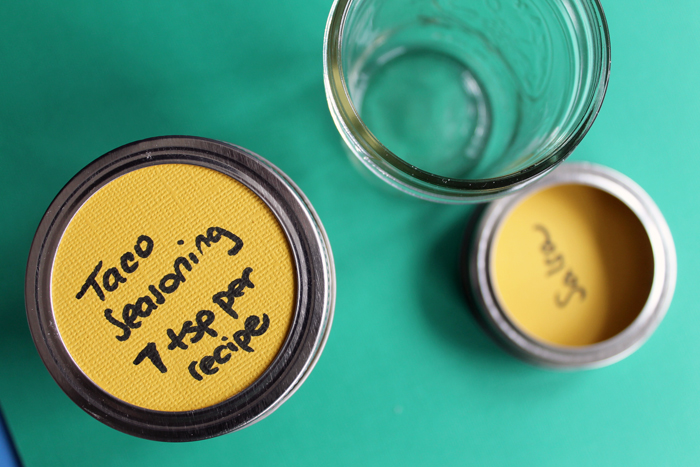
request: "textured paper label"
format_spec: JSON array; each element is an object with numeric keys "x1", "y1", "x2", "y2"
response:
[
  {"x1": 51, "y1": 164, "x2": 296, "y2": 411},
  {"x1": 492, "y1": 184, "x2": 654, "y2": 347}
]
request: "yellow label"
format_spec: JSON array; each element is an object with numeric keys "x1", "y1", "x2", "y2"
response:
[
  {"x1": 492, "y1": 184, "x2": 654, "y2": 347},
  {"x1": 51, "y1": 164, "x2": 296, "y2": 412}
]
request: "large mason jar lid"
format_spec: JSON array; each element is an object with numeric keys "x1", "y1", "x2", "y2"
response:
[{"x1": 25, "y1": 136, "x2": 335, "y2": 441}]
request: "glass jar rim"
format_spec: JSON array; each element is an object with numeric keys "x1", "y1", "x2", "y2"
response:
[{"x1": 323, "y1": 0, "x2": 612, "y2": 202}]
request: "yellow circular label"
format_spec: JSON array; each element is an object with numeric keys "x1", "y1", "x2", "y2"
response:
[
  {"x1": 492, "y1": 184, "x2": 654, "y2": 347},
  {"x1": 51, "y1": 164, "x2": 296, "y2": 412}
]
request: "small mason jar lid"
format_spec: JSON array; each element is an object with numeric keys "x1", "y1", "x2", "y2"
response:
[
  {"x1": 462, "y1": 162, "x2": 676, "y2": 369},
  {"x1": 25, "y1": 136, "x2": 335, "y2": 441}
]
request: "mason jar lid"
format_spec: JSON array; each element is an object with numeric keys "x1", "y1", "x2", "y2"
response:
[
  {"x1": 25, "y1": 136, "x2": 335, "y2": 441},
  {"x1": 462, "y1": 162, "x2": 676, "y2": 369}
]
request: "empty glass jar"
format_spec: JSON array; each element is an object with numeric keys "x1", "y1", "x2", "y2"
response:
[{"x1": 324, "y1": 0, "x2": 611, "y2": 202}]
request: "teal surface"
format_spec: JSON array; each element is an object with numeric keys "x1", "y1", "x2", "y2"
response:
[{"x1": 1, "y1": 0, "x2": 699, "y2": 465}]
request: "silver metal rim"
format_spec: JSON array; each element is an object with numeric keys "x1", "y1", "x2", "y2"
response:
[
  {"x1": 466, "y1": 162, "x2": 676, "y2": 369},
  {"x1": 25, "y1": 136, "x2": 335, "y2": 441}
]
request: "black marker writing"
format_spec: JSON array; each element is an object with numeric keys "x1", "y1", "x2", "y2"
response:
[
  {"x1": 196, "y1": 227, "x2": 244, "y2": 257},
  {"x1": 101, "y1": 227, "x2": 244, "y2": 341},
  {"x1": 556, "y1": 271, "x2": 587, "y2": 307},
  {"x1": 534, "y1": 226, "x2": 564, "y2": 276},
  {"x1": 76, "y1": 235, "x2": 154, "y2": 301},
  {"x1": 188, "y1": 314, "x2": 270, "y2": 381},
  {"x1": 212, "y1": 267, "x2": 255, "y2": 319},
  {"x1": 158, "y1": 256, "x2": 193, "y2": 294},
  {"x1": 534, "y1": 225, "x2": 586, "y2": 308},
  {"x1": 167, "y1": 310, "x2": 218, "y2": 350},
  {"x1": 104, "y1": 308, "x2": 131, "y2": 341},
  {"x1": 133, "y1": 342, "x2": 167, "y2": 373}
]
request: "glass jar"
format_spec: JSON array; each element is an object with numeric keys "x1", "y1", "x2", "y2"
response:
[{"x1": 324, "y1": 0, "x2": 611, "y2": 203}]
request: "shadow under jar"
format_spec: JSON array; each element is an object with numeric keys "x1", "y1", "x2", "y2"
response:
[{"x1": 324, "y1": 0, "x2": 610, "y2": 203}]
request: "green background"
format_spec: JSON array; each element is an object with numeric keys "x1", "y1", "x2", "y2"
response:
[{"x1": 1, "y1": 0, "x2": 699, "y2": 465}]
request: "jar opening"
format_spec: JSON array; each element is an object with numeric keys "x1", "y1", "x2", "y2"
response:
[{"x1": 324, "y1": 0, "x2": 611, "y2": 201}]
